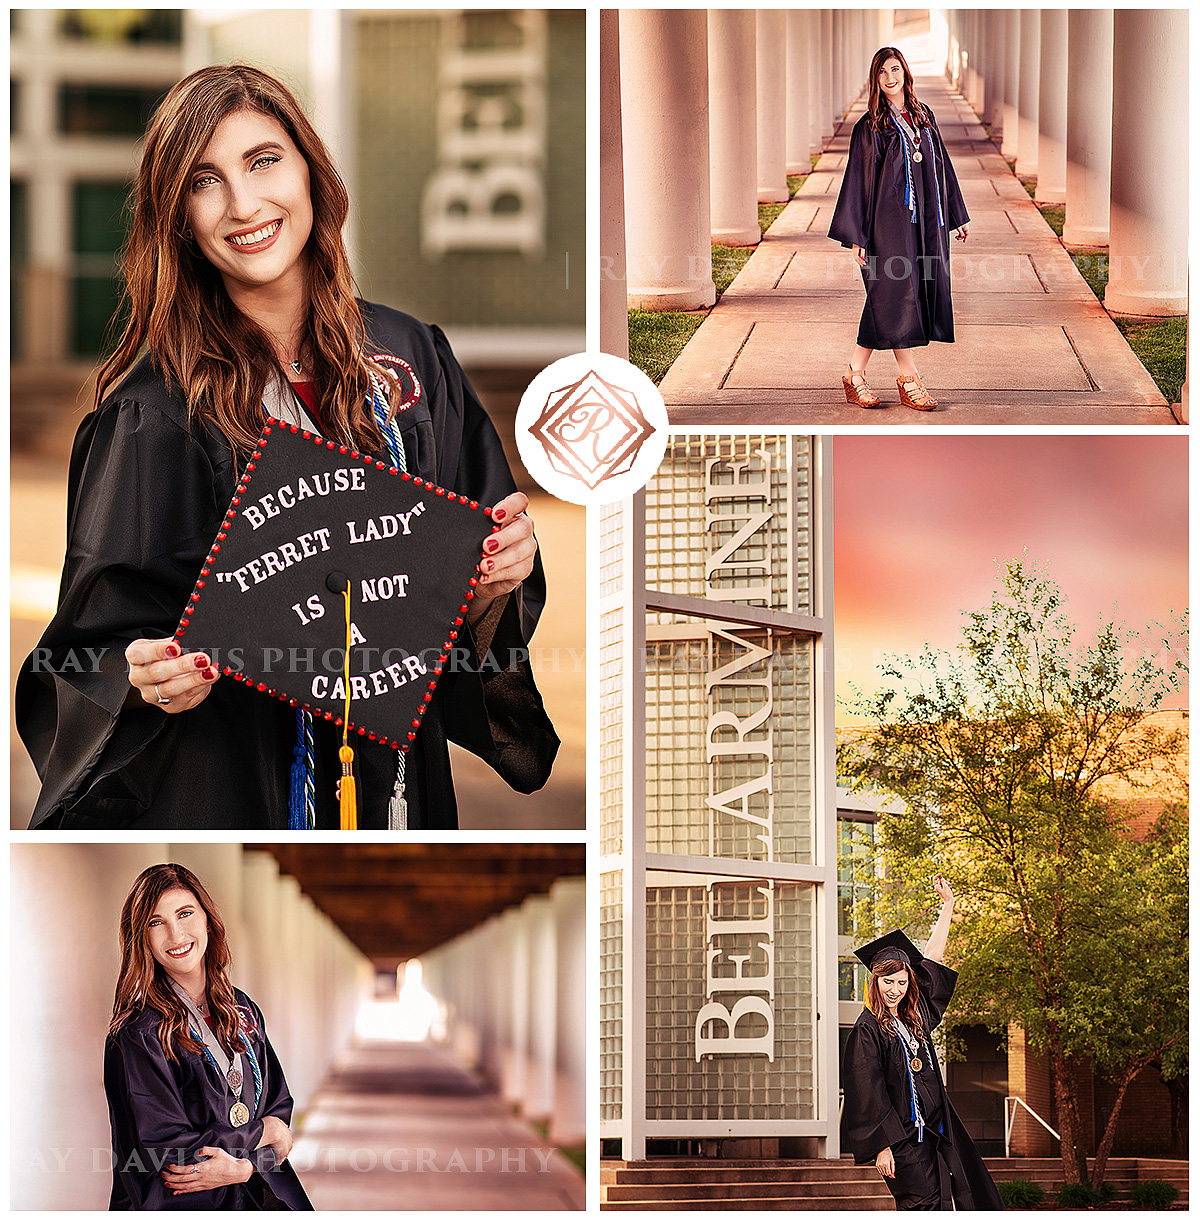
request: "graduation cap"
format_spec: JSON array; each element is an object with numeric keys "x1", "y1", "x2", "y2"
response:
[
  {"x1": 854, "y1": 929, "x2": 925, "y2": 971},
  {"x1": 176, "y1": 417, "x2": 491, "y2": 825}
]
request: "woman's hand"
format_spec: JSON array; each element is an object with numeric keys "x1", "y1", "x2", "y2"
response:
[
  {"x1": 852, "y1": 244, "x2": 868, "y2": 267},
  {"x1": 925, "y1": 874, "x2": 955, "y2": 962},
  {"x1": 952, "y1": 225, "x2": 969, "y2": 242},
  {"x1": 875, "y1": 1146, "x2": 895, "y2": 1178},
  {"x1": 161, "y1": 1147, "x2": 252, "y2": 1194},
  {"x1": 468, "y1": 491, "x2": 537, "y2": 624},
  {"x1": 125, "y1": 638, "x2": 219, "y2": 712},
  {"x1": 258, "y1": 1114, "x2": 295, "y2": 1164}
]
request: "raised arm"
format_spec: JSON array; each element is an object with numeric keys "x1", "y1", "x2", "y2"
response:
[{"x1": 923, "y1": 874, "x2": 954, "y2": 963}]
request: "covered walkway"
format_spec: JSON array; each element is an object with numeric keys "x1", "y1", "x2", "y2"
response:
[
  {"x1": 293, "y1": 1040, "x2": 585, "y2": 1210},
  {"x1": 659, "y1": 71, "x2": 1175, "y2": 425}
]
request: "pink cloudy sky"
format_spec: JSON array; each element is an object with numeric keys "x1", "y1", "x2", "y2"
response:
[{"x1": 832, "y1": 435, "x2": 1189, "y2": 724}]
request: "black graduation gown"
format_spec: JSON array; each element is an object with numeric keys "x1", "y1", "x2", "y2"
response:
[
  {"x1": 841, "y1": 959, "x2": 1004, "y2": 1211},
  {"x1": 829, "y1": 110, "x2": 969, "y2": 350},
  {"x1": 103, "y1": 990, "x2": 313, "y2": 1210},
  {"x1": 16, "y1": 302, "x2": 559, "y2": 829}
]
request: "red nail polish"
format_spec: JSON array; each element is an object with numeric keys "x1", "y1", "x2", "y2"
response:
[
  {"x1": 485, "y1": 559, "x2": 495, "y2": 572},
  {"x1": 493, "y1": 507, "x2": 506, "y2": 521},
  {"x1": 166, "y1": 643, "x2": 180, "y2": 658},
  {"x1": 194, "y1": 655, "x2": 208, "y2": 669},
  {"x1": 206, "y1": 667, "x2": 217, "y2": 680}
]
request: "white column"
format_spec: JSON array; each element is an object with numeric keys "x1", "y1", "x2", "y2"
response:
[
  {"x1": 962, "y1": 11, "x2": 976, "y2": 109},
  {"x1": 12, "y1": 844, "x2": 168, "y2": 1210},
  {"x1": 240, "y1": 852, "x2": 284, "y2": 1032},
  {"x1": 620, "y1": 9, "x2": 715, "y2": 310},
  {"x1": 549, "y1": 877, "x2": 586, "y2": 1147},
  {"x1": 818, "y1": 10, "x2": 833, "y2": 140},
  {"x1": 756, "y1": 9, "x2": 788, "y2": 202},
  {"x1": 1106, "y1": 9, "x2": 1188, "y2": 315},
  {"x1": 1016, "y1": 9, "x2": 1041, "y2": 178},
  {"x1": 167, "y1": 843, "x2": 244, "y2": 959},
  {"x1": 1063, "y1": 9, "x2": 1112, "y2": 246},
  {"x1": 600, "y1": 8, "x2": 628, "y2": 357},
  {"x1": 785, "y1": 10, "x2": 812, "y2": 175},
  {"x1": 501, "y1": 907, "x2": 531, "y2": 1109},
  {"x1": 1002, "y1": 9, "x2": 1021, "y2": 159},
  {"x1": 931, "y1": 9, "x2": 950, "y2": 79},
  {"x1": 830, "y1": 10, "x2": 843, "y2": 123},
  {"x1": 986, "y1": 10, "x2": 1007, "y2": 131},
  {"x1": 524, "y1": 895, "x2": 557, "y2": 1123},
  {"x1": 806, "y1": 14, "x2": 823, "y2": 158},
  {"x1": 1035, "y1": 9, "x2": 1067, "y2": 203},
  {"x1": 709, "y1": 9, "x2": 760, "y2": 244}
]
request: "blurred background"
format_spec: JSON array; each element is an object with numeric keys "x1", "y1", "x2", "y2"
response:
[
  {"x1": 9, "y1": 8, "x2": 586, "y2": 828},
  {"x1": 11, "y1": 842, "x2": 586, "y2": 1210}
]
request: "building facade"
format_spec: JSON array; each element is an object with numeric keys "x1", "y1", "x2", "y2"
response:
[{"x1": 598, "y1": 434, "x2": 839, "y2": 1158}]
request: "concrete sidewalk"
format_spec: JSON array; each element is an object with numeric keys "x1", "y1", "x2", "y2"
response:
[
  {"x1": 660, "y1": 74, "x2": 1179, "y2": 426},
  {"x1": 290, "y1": 1040, "x2": 585, "y2": 1210}
]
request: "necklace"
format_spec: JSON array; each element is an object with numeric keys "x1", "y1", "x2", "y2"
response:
[
  {"x1": 894, "y1": 1017, "x2": 925, "y2": 1072},
  {"x1": 890, "y1": 107, "x2": 924, "y2": 162}
]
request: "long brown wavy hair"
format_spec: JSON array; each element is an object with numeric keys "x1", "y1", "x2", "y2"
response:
[
  {"x1": 109, "y1": 863, "x2": 246, "y2": 1064},
  {"x1": 865, "y1": 956, "x2": 927, "y2": 1042},
  {"x1": 867, "y1": 46, "x2": 930, "y2": 133},
  {"x1": 96, "y1": 64, "x2": 395, "y2": 455}
]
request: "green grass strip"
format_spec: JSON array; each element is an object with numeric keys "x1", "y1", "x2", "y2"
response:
[
  {"x1": 628, "y1": 309, "x2": 706, "y2": 385},
  {"x1": 1028, "y1": 193, "x2": 1186, "y2": 403}
]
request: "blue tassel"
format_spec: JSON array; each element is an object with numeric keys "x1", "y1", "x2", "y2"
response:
[{"x1": 288, "y1": 709, "x2": 306, "y2": 830}]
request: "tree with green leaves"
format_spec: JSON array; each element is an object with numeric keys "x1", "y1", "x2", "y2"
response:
[{"x1": 838, "y1": 560, "x2": 1187, "y2": 1186}]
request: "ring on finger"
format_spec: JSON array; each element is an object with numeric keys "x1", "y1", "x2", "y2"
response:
[{"x1": 155, "y1": 683, "x2": 171, "y2": 706}]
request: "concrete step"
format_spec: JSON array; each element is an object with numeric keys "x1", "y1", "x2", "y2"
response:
[
  {"x1": 605, "y1": 1179, "x2": 890, "y2": 1201},
  {"x1": 599, "y1": 1157, "x2": 1189, "y2": 1210},
  {"x1": 604, "y1": 1195, "x2": 897, "y2": 1212}
]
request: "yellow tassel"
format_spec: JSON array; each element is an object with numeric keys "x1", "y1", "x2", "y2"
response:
[
  {"x1": 338, "y1": 744, "x2": 357, "y2": 831},
  {"x1": 336, "y1": 583, "x2": 357, "y2": 829}
]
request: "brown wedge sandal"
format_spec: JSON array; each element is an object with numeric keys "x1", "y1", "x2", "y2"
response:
[
  {"x1": 897, "y1": 372, "x2": 937, "y2": 410},
  {"x1": 842, "y1": 366, "x2": 883, "y2": 408}
]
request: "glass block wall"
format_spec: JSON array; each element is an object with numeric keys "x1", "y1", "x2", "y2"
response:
[
  {"x1": 645, "y1": 434, "x2": 812, "y2": 619},
  {"x1": 645, "y1": 877, "x2": 815, "y2": 1120},
  {"x1": 644, "y1": 629, "x2": 814, "y2": 862},
  {"x1": 600, "y1": 870, "x2": 623, "y2": 1121}
]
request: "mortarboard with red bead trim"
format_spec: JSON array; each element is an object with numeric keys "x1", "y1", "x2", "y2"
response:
[{"x1": 176, "y1": 417, "x2": 491, "y2": 759}]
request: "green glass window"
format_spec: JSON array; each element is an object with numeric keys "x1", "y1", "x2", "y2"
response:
[{"x1": 71, "y1": 181, "x2": 130, "y2": 356}]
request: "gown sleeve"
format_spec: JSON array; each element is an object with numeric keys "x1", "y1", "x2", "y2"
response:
[
  {"x1": 841, "y1": 1015, "x2": 909, "y2": 1162},
  {"x1": 926, "y1": 111, "x2": 970, "y2": 231},
  {"x1": 15, "y1": 397, "x2": 231, "y2": 827},
  {"x1": 915, "y1": 958, "x2": 959, "y2": 1030},
  {"x1": 828, "y1": 118, "x2": 879, "y2": 251},
  {"x1": 422, "y1": 325, "x2": 560, "y2": 794}
]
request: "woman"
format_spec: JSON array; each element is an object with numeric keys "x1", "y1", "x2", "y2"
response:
[
  {"x1": 16, "y1": 65, "x2": 558, "y2": 830},
  {"x1": 105, "y1": 863, "x2": 312, "y2": 1209},
  {"x1": 829, "y1": 47, "x2": 970, "y2": 411},
  {"x1": 841, "y1": 876, "x2": 1004, "y2": 1210}
]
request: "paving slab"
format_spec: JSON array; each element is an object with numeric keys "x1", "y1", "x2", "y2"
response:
[
  {"x1": 661, "y1": 71, "x2": 1179, "y2": 426},
  {"x1": 286, "y1": 1040, "x2": 584, "y2": 1210}
]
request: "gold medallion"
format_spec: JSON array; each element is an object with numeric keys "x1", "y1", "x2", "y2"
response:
[
  {"x1": 229, "y1": 1101, "x2": 251, "y2": 1127},
  {"x1": 911, "y1": 1056, "x2": 923, "y2": 1073},
  {"x1": 912, "y1": 151, "x2": 923, "y2": 163}
]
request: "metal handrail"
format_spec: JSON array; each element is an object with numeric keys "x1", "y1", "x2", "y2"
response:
[{"x1": 1004, "y1": 1095, "x2": 1061, "y2": 1158}]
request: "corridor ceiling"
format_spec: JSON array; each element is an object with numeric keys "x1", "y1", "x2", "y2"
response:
[{"x1": 263, "y1": 843, "x2": 584, "y2": 972}]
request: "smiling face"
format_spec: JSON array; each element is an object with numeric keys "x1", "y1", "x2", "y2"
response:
[
  {"x1": 185, "y1": 107, "x2": 313, "y2": 310},
  {"x1": 878, "y1": 967, "x2": 910, "y2": 1013},
  {"x1": 878, "y1": 56, "x2": 905, "y2": 103},
  {"x1": 146, "y1": 886, "x2": 209, "y2": 985}
]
